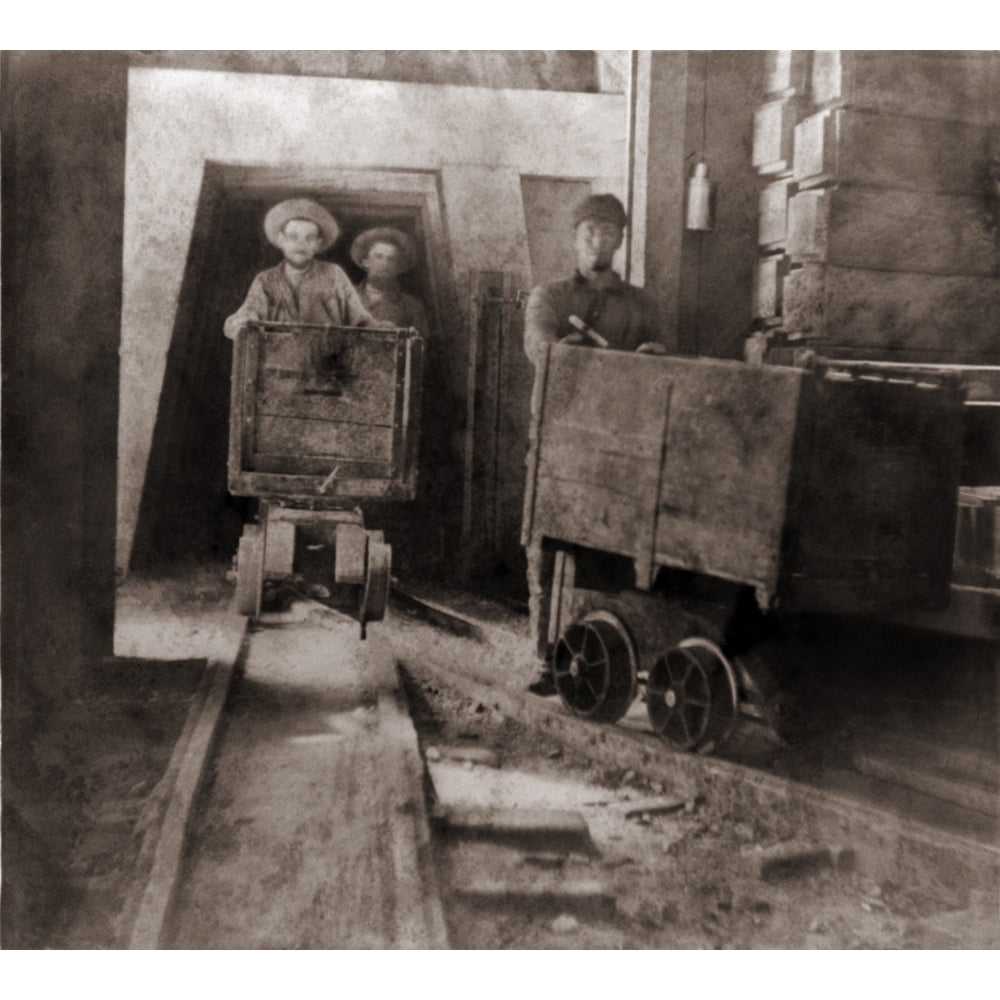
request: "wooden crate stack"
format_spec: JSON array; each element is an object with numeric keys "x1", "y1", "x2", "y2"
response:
[
  {"x1": 752, "y1": 51, "x2": 812, "y2": 332},
  {"x1": 757, "y1": 51, "x2": 1000, "y2": 365},
  {"x1": 752, "y1": 52, "x2": 1000, "y2": 588}
]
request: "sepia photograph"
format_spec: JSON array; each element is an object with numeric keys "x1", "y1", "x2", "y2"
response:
[{"x1": 2, "y1": 27, "x2": 998, "y2": 960}]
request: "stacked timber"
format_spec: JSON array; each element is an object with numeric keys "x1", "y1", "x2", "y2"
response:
[
  {"x1": 752, "y1": 51, "x2": 812, "y2": 326},
  {"x1": 777, "y1": 50, "x2": 1000, "y2": 364}
]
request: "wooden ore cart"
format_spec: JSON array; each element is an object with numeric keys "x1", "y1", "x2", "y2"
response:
[
  {"x1": 229, "y1": 321, "x2": 423, "y2": 633},
  {"x1": 522, "y1": 344, "x2": 965, "y2": 751}
]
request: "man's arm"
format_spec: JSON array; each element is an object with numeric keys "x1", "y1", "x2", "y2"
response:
[
  {"x1": 634, "y1": 289, "x2": 668, "y2": 355},
  {"x1": 223, "y1": 274, "x2": 268, "y2": 339},
  {"x1": 524, "y1": 283, "x2": 564, "y2": 367}
]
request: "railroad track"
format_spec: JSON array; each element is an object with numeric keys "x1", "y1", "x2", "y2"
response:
[{"x1": 388, "y1": 587, "x2": 1000, "y2": 896}]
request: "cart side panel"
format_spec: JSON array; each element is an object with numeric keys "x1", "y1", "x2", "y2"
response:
[
  {"x1": 528, "y1": 346, "x2": 672, "y2": 561},
  {"x1": 528, "y1": 347, "x2": 804, "y2": 598},
  {"x1": 653, "y1": 360, "x2": 805, "y2": 596},
  {"x1": 782, "y1": 373, "x2": 964, "y2": 613},
  {"x1": 228, "y1": 324, "x2": 421, "y2": 501}
]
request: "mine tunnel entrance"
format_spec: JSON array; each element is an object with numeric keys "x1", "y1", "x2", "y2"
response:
[{"x1": 130, "y1": 164, "x2": 454, "y2": 579}]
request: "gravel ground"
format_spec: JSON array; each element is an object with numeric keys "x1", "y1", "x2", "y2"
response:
[{"x1": 402, "y1": 670, "x2": 1000, "y2": 950}]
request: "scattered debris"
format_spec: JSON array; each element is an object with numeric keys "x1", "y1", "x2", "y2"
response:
[
  {"x1": 617, "y1": 896, "x2": 663, "y2": 927},
  {"x1": 426, "y1": 745, "x2": 500, "y2": 768},
  {"x1": 755, "y1": 842, "x2": 857, "y2": 882},
  {"x1": 609, "y1": 795, "x2": 687, "y2": 820}
]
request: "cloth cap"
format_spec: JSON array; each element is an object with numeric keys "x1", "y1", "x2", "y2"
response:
[
  {"x1": 572, "y1": 193, "x2": 627, "y2": 230},
  {"x1": 264, "y1": 198, "x2": 339, "y2": 251},
  {"x1": 350, "y1": 226, "x2": 418, "y2": 272}
]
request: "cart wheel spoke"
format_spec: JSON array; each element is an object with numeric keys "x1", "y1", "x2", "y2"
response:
[{"x1": 553, "y1": 613, "x2": 637, "y2": 723}]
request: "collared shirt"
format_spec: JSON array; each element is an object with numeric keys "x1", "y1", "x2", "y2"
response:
[
  {"x1": 523, "y1": 270, "x2": 661, "y2": 366},
  {"x1": 224, "y1": 260, "x2": 377, "y2": 338},
  {"x1": 358, "y1": 280, "x2": 429, "y2": 333}
]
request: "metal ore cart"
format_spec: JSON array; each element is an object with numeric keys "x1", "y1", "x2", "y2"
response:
[{"x1": 228, "y1": 320, "x2": 423, "y2": 634}]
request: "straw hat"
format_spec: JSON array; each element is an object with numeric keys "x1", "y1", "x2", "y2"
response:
[
  {"x1": 264, "y1": 198, "x2": 339, "y2": 251},
  {"x1": 350, "y1": 226, "x2": 418, "y2": 272}
]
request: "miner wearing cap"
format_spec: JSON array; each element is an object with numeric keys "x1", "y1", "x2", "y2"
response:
[
  {"x1": 224, "y1": 198, "x2": 381, "y2": 339},
  {"x1": 351, "y1": 227, "x2": 430, "y2": 333},
  {"x1": 523, "y1": 192, "x2": 665, "y2": 697}
]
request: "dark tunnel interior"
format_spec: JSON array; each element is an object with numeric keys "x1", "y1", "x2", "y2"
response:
[{"x1": 130, "y1": 184, "x2": 442, "y2": 577}]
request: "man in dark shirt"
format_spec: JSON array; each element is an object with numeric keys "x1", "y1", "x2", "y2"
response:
[{"x1": 523, "y1": 193, "x2": 664, "y2": 696}]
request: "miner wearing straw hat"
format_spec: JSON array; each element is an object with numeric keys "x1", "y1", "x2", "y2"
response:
[
  {"x1": 224, "y1": 198, "x2": 382, "y2": 339},
  {"x1": 351, "y1": 226, "x2": 429, "y2": 333}
]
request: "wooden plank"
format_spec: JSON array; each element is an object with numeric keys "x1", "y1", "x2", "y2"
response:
[
  {"x1": 377, "y1": 682, "x2": 451, "y2": 949},
  {"x1": 794, "y1": 108, "x2": 1000, "y2": 194},
  {"x1": 532, "y1": 475, "x2": 645, "y2": 558},
  {"x1": 758, "y1": 178, "x2": 795, "y2": 249},
  {"x1": 539, "y1": 437, "x2": 659, "y2": 490},
  {"x1": 753, "y1": 97, "x2": 800, "y2": 175},
  {"x1": 433, "y1": 806, "x2": 590, "y2": 839},
  {"x1": 753, "y1": 254, "x2": 790, "y2": 319},
  {"x1": 262, "y1": 517, "x2": 296, "y2": 578},
  {"x1": 229, "y1": 470, "x2": 414, "y2": 501},
  {"x1": 763, "y1": 50, "x2": 811, "y2": 97},
  {"x1": 812, "y1": 51, "x2": 1000, "y2": 125},
  {"x1": 783, "y1": 263, "x2": 1000, "y2": 357},
  {"x1": 255, "y1": 387, "x2": 396, "y2": 425},
  {"x1": 655, "y1": 363, "x2": 804, "y2": 596},
  {"x1": 784, "y1": 375, "x2": 964, "y2": 614},
  {"x1": 521, "y1": 345, "x2": 550, "y2": 548},
  {"x1": 787, "y1": 187, "x2": 997, "y2": 277},
  {"x1": 254, "y1": 415, "x2": 393, "y2": 461},
  {"x1": 128, "y1": 612, "x2": 247, "y2": 948},
  {"x1": 542, "y1": 344, "x2": 678, "y2": 434}
]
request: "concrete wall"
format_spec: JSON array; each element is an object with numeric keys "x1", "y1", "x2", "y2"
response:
[{"x1": 118, "y1": 67, "x2": 626, "y2": 572}]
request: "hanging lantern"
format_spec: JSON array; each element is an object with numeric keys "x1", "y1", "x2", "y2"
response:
[{"x1": 685, "y1": 160, "x2": 715, "y2": 231}]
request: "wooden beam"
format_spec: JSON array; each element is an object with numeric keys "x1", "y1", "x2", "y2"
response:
[
  {"x1": 783, "y1": 263, "x2": 1000, "y2": 359},
  {"x1": 754, "y1": 255, "x2": 791, "y2": 320},
  {"x1": 753, "y1": 97, "x2": 800, "y2": 175},
  {"x1": 758, "y1": 178, "x2": 795, "y2": 250},
  {"x1": 763, "y1": 50, "x2": 811, "y2": 98},
  {"x1": 787, "y1": 187, "x2": 998, "y2": 278},
  {"x1": 812, "y1": 51, "x2": 1000, "y2": 125},
  {"x1": 794, "y1": 108, "x2": 1000, "y2": 194}
]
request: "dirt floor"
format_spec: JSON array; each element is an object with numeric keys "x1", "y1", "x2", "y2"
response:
[
  {"x1": 4, "y1": 659, "x2": 201, "y2": 948},
  {"x1": 402, "y1": 670, "x2": 1000, "y2": 950},
  {"x1": 2, "y1": 562, "x2": 233, "y2": 949}
]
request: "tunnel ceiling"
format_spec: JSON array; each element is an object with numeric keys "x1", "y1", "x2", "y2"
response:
[{"x1": 127, "y1": 50, "x2": 627, "y2": 94}]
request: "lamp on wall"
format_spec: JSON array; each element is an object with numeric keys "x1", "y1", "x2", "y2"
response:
[
  {"x1": 685, "y1": 158, "x2": 715, "y2": 231},
  {"x1": 685, "y1": 52, "x2": 715, "y2": 232}
]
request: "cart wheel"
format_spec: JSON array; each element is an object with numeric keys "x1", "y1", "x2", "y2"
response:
[
  {"x1": 360, "y1": 539, "x2": 392, "y2": 625},
  {"x1": 646, "y1": 637, "x2": 739, "y2": 753},
  {"x1": 552, "y1": 612, "x2": 637, "y2": 723},
  {"x1": 235, "y1": 524, "x2": 264, "y2": 618}
]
